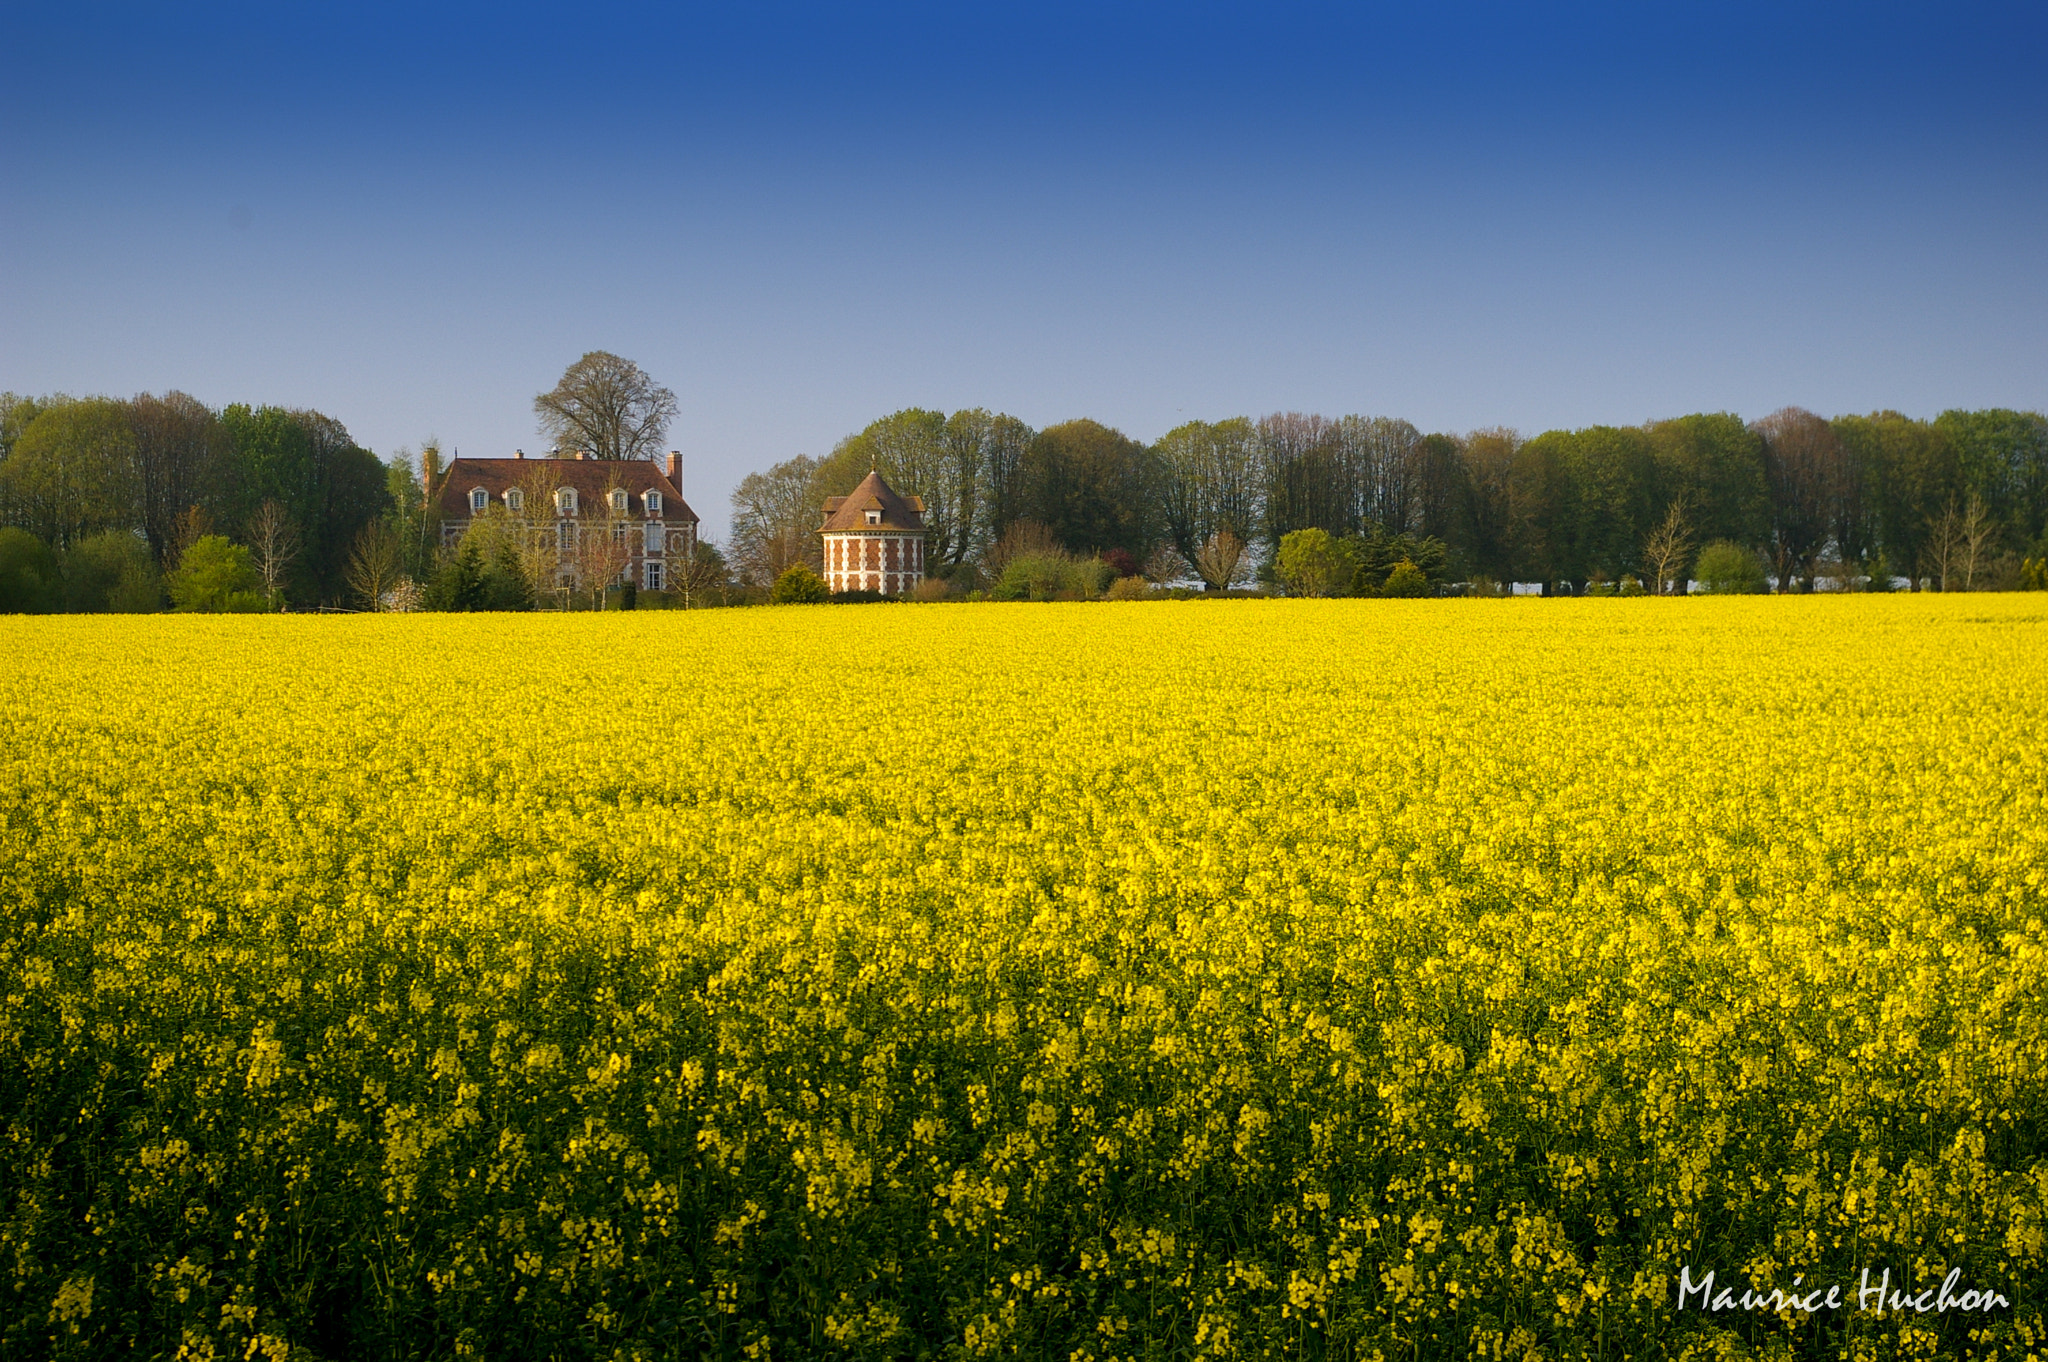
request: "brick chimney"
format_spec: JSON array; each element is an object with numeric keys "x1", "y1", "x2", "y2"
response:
[{"x1": 665, "y1": 451, "x2": 681, "y2": 492}]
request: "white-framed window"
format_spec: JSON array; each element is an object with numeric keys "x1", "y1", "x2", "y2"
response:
[
  {"x1": 506, "y1": 488, "x2": 524, "y2": 513},
  {"x1": 612, "y1": 522, "x2": 627, "y2": 544},
  {"x1": 644, "y1": 561, "x2": 664, "y2": 590},
  {"x1": 469, "y1": 487, "x2": 488, "y2": 513},
  {"x1": 560, "y1": 521, "x2": 577, "y2": 549},
  {"x1": 557, "y1": 487, "x2": 578, "y2": 516},
  {"x1": 865, "y1": 509, "x2": 880, "y2": 525},
  {"x1": 645, "y1": 490, "x2": 662, "y2": 517},
  {"x1": 609, "y1": 489, "x2": 629, "y2": 515},
  {"x1": 644, "y1": 522, "x2": 662, "y2": 553}
]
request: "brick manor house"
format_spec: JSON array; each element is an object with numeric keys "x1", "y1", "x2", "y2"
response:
[
  {"x1": 429, "y1": 451, "x2": 700, "y2": 591},
  {"x1": 821, "y1": 470, "x2": 926, "y2": 596}
]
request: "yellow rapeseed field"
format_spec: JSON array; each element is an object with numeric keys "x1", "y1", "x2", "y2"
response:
[{"x1": 3, "y1": 598, "x2": 2045, "y2": 1361}]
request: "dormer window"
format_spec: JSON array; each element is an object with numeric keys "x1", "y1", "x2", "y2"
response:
[
  {"x1": 865, "y1": 509, "x2": 881, "y2": 525},
  {"x1": 556, "y1": 488, "x2": 578, "y2": 516},
  {"x1": 609, "y1": 489, "x2": 629, "y2": 515},
  {"x1": 469, "y1": 487, "x2": 488, "y2": 514},
  {"x1": 505, "y1": 488, "x2": 525, "y2": 513},
  {"x1": 644, "y1": 490, "x2": 662, "y2": 517}
]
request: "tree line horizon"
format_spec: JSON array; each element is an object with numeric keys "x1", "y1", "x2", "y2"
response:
[
  {"x1": 4, "y1": 369, "x2": 2046, "y2": 611},
  {"x1": 734, "y1": 404, "x2": 2048, "y2": 595}
]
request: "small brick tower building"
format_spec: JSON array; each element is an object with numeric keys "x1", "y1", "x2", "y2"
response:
[{"x1": 820, "y1": 470, "x2": 926, "y2": 596}]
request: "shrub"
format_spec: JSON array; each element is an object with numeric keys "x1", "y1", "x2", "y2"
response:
[
  {"x1": 1381, "y1": 559, "x2": 1430, "y2": 598},
  {"x1": 1693, "y1": 540, "x2": 1768, "y2": 595},
  {"x1": 168, "y1": 535, "x2": 265, "y2": 612},
  {"x1": 994, "y1": 552, "x2": 1112, "y2": 601},
  {"x1": 0, "y1": 527, "x2": 59, "y2": 613},
  {"x1": 910, "y1": 577, "x2": 954, "y2": 603},
  {"x1": 769, "y1": 563, "x2": 830, "y2": 604},
  {"x1": 62, "y1": 531, "x2": 161, "y2": 612},
  {"x1": 1105, "y1": 574, "x2": 1150, "y2": 601}
]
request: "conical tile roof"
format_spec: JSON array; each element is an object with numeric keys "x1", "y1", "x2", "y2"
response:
[{"x1": 820, "y1": 470, "x2": 925, "y2": 531}]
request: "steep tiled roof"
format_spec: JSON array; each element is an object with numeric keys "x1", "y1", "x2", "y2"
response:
[
  {"x1": 433, "y1": 456, "x2": 698, "y2": 522},
  {"x1": 820, "y1": 470, "x2": 925, "y2": 532}
]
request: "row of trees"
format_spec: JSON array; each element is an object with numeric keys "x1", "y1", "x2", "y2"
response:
[
  {"x1": 731, "y1": 406, "x2": 2048, "y2": 592},
  {"x1": 0, "y1": 391, "x2": 392, "y2": 607}
]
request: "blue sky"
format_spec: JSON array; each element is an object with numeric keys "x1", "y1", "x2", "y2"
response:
[{"x1": 4, "y1": 2, "x2": 2044, "y2": 539}]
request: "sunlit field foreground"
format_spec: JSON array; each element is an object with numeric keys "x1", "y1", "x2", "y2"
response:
[{"x1": 4, "y1": 600, "x2": 2046, "y2": 1361}]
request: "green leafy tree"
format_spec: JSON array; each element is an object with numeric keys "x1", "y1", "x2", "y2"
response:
[
  {"x1": 1275, "y1": 528, "x2": 1345, "y2": 596},
  {"x1": 167, "y1": 535, "x2": 264, "y2": 612},
  {"x1": 1503, "y1": 432, "x2": 1573, "y2": 584},
  {"x1": 0, "y1": 527, "x2": 59, "y2": 612},
  {"x1": 1831, "y1": 411, "x2": 1956, "y2": 589},
  {"x1": 218, "y1": 405, "x2": 389, "y2": 604},
  {"x1": 1346, "y1": 527, "x2": 1449, "y2": 593},
  {"x1": 1455, "y1": 428, "x2": 1522, "y2": 584},
  {"x1": 61, "y1": 531, "x2": 161, "y2": 612},
  {"x1": 484, "y1": 537, "x2": 535, "y2": 611},
  {"x1": 769, "y1": 562, "x2": 830, "y2": 604},
  {"x1": 1409, "y1": 432, "x2": 1470, "y2": 547},
  {"x1": 1754, "y1": 407, "x2": 1840, "y2": 592},
  {"x1": 1645, "y1": 414, "x2": 1770, "y2": 552},
  {"x1": 0, "y1": 398, "x2": 139, "y2": 549},
  {"x1": 1934, "y1": 408, "x2": 2048, "y2": 551},
  {"x1": 1017, "y1": 420, "x2": 1160, "y2": 561},
  {"x1": 1692, "y1": 539, "x2": 1767, "y2": 594},
  {"x1": 427, "y1": 539, "x2": 489, "y2": 611}
]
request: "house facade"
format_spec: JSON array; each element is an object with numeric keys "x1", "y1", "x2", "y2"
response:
[
  {"x1": 430, "y1": 451, "x2": 700, "y2": 592},
  {"x1": 820, "y1": 470, "x2": 926, "y2": 596}
]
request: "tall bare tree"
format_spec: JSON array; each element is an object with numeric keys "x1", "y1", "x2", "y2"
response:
[
  {"x1": 343, "y1": 521, "x2": 402, "y2": 610},
  {"x1": 729, "y1": 453, "x2": 823, "y2": 586},
  {"x1": 509, "y1": 459, "x2": 565, "y2": 603},
  {"x1": 1335, "y1": 415, "x2": 1425, "y2": 533},
  {"x1": 1927, "y1": 493, "x2": 1997, "y2": 591},
  {"x1": 247, "y1": 499, "x2": 301, "y2": 607},
  {"x1": 1258, "y1": 412, "x2": 1345, "y2": 545},
  {"x1": 674, "y1": 541, "x2": 728, "y2": 609},
  {"x1": 1156, "y1": 418, "x2": 1262, "y2": 577},
  {"x1": 128, "y1": 392, "x2": 224, "y2": 564},
  {"x1": 569, "y1": 478, "x2": 635, "y2": 608},
  {"x1": 534, "y1": 351, "x2": 678, "y2": 461},
  {"x1": 1640, "y1": 497, "x2": 1695, "y2": 596}
]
